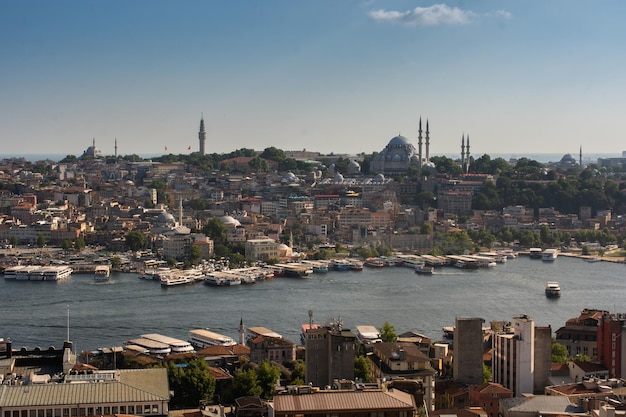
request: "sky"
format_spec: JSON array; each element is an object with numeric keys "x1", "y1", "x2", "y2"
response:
[{"x1": 1, "y1": 1, "x2": 625, "y2": 158}]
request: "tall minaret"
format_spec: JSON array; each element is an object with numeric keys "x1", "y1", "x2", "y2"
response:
[
  {"x1": 465, "y1": 134, "x2": 471, "y2": 174},
  {"x1": 198, "y1": 115, "x2": 206, "y2": 156},
  {"x1": 239, "y1": 317, "x2": 245, "y2": 345},
  {"x1": 114, "y1": 138, "x2": 118, "y2": 159},
  {"x1": 579, "y1": 145, "x2": 582, "y2": 167},
  {"x1": 178, "y1": 196, "x2": 183, "y2": 226},
  {"x1": 425, "y1": 119, "x2": 430, "y2": 161},
  {"x1": 418, "y1": 117, "x2": 423, "y2": 169},
  {"x1": 461, "y1": 134, "x2": 466, "y2": 169}
]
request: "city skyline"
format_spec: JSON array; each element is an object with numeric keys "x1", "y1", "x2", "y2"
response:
[{"x1": 2, "y1": 1, "x2": 625, "y2": 157}]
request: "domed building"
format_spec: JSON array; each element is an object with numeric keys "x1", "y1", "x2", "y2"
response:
[
  {"x1": 82, "y1": 138, "x2": 103, "y2": 159},
  {"x1": 347, "y1": 160, "x2": 361, "y2": 175},
  {"x1": 370, "y1": 118, "x2": 433, "y2": 177}
]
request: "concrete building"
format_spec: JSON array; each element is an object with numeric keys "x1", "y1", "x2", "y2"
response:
[
  {"x1": 469, "y1": 383, "x2": 513, "y2": 417},
  {"x1": 454, "y1": 317, "x2": 485, "y2": 385},
  {"x1": 304, "y1": 324, "x2": 356, "y2": 389},
  {"x1": 492, "y1": 316, "x2": 551, "y2": 396},
  {"x1": 244, "y1": 237, "x2": 280, "y2": 261}
]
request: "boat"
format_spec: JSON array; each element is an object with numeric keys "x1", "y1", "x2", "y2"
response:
[
  {"x1": 204, "y1": 272, "x2": 241, "y2": 286},
  {"x1": 188, "y1": 329, "x2": 236, "y2": 349},
  {"x1": 529, "y1": 248, "x2": 543, "y2": 259},
  {"x1": 364, "y1": 258, "x2": 385, "y2": 268},
  {"x1": 415, "y1": 264, "x2": 434, "y2": 275},
  {"x1": 349, "y1": 259, "x2": 364, "y2": 271},
  {"x1": 94, "y1": 265, "x2": 111, "y2": 282},
  {"x1": 330, "y1": 259, "x2": 351, "y2": 271},
  {"x1": 141, "y1": 333, "x2": 195, "y2": 353},
  {"x1": 160, "y1": 273, "x2": 194, "y2": 287},
  {"x1": 542, "y1": 248, "x2": 558, "y2": 261},
  {"x1": 545, "y1": 281, "x2": 561, "y2": 298},
  {"x1": 5, "y1": 265, "x2": 73, "y2": 281},
  {"x1": 587, "y1": 257, "x2": 602, "y2": 263}
]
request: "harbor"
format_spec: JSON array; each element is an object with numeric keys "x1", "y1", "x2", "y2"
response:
[{"x1": 1, "y1": 254, "x2": 625, "y2": 352}]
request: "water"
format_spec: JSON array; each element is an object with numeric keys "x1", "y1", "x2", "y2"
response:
[{"x1": 1, "y1": 256, "x2": 625, "y2": 351}]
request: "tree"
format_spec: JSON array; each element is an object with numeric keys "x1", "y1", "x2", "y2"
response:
[
  {"x1": 233, "y1": 368, "x2": 262, "y2": 398},
  {"x1": 256, "y1": 360, "x2": 281, "y2": 399},
  {"x1": 74, "y1": 236, "x2": 86, "y2": 251},
  {"x1": 420, "y1": 222, "x2": 433, "y2": 235},
  {"x1": 355, "y1": 355, "x2": 372, "y2": 382},
  {"x1": 552, "y1": 340, "x2": 568, "y2": 364},
  {"x1": 380, "y1": 321, "x2": 397, "y2": 343},
  {"x1": 36, "y1": 234, "x2": 46, "y2": 248},
  {"x1": 202, "y1": 218, "x2": 227, "y2": 243},
  {"x1": 483, "y1": 363, "x2": 492, "y2": 382},
  {"x1": 61, "y1": 238, "x2": 73, "y2": 251},
  {"x1": 110, "y1": 257, "x2": 122, "y2": 271},
  {"x1": 288, "y1": 360, "x2": 305, "y2": 385},
  {"x1": 10, "y1": 236, "x2": 18, "y2": 247},
  {"x1": 125, "y1": 231, "x2": 146, "y2": 251},
  {"x1": 167, "y1": 359, "x2": 216, "y2": 409}
]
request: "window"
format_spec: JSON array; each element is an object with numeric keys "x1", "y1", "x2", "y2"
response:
[{"x1": 144, "y1": 405, "x2": 151, "y2": 414}]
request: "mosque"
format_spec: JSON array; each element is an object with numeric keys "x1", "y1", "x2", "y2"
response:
[{"x1": 370, "y1": 118, "x2": 436, "y2": 177}]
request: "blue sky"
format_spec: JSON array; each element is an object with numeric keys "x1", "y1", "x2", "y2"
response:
[{"x1": 1, "y1": 1, "x2": 625, "y2": 158}]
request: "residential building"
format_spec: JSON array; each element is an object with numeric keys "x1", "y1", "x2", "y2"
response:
[
  {"x1": 244, "y1": 237, "x2": 279, "y2": 261},
  {"x1": 469, "y1": 383, "x2": 513, "y2": 417},
  {"x1": 454, "y1": 317, "x2": 485, "y2": 385},
  {"x1": 304, "y1": 324, "x2": 356, "y2": 389}
]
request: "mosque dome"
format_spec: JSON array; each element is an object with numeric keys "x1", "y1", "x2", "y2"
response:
[
  {"x1": 334, "y1": 172, "x2": 344, "y2": 183},
  {"x1": 156, "y1": 212, "x2": 176, "y2": 226},
  {"x1": 348, "y1": 160, "x2": 361, "y2": 174},
  {"x1": 283, "y1": 172, "x2": 298, "y2": 182},
  {"x1": 220, "y1": 215, "x2": 241, "y2": 227},
  {"x1": 388, "y1": 135, "x2": 411, "y2": 147},
  {"x1": 374, "y1": 173, "x2": 385, "y2": 182},
  {"x1": 557, "y1": 154, "x2": 578, "y2": 167}
]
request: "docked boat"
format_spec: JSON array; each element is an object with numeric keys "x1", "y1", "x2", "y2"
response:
[
  {"x1": 364, "y1": 258, "x2": 385, "y2": 268},
  {"x1": 330, "y1": 259, "x2": 351, "y2": 271},
  {"x1": 160, "y1": 273, "x2": 194, "y2": 287},
  {"x1": 545, "y1": 281, "x2": 561, "y2": 298},
  {"x1": 5, "y1": 265, "x2": 73, "y2": 281},
  {"x1": 349, "y1": 259, "x2": 364, "y2": 271},
  {"x1": 587, "y1": 257, "x2": 602, "y2": 263},
  {"x1": 542, "y1": 248, "x2": 558, "y2": 261},
  {"x1": 94, "y1": 265, "x2": 111, "y2": 282},
  {"x1": 415, "y1": 264, "x2": 434, "y2": 275},
  {"x1": 529, "y1": 248, "x2": 543, "y2": 259}
]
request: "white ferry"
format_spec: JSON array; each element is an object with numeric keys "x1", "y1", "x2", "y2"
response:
[
  {"x1": 126, "y1": 337, "x2": 171, "y2": 355},
  {"x1": 542, "y1": 248, "x2": 559, "y2": 261},
  {"x1": 141, "y1": 333, "x2": 195, "y2": 353},
  {"x1": 94, "y1": 265, "x2": 111, "y2": 281},
  {"x1": 188, "y1": 329, "x2": 236, "y2": 349},
  {"x1": 529, "y1": 248, "x2": 543, "y2": 259},
  {"x1": 545, "y1": 281, "x2": 561, "y2": 298},
  {"x1": 354, "y1": 325, "x2": 383, "y2": 344},
  {"x1": 5, "y1": 265, "x2": 72, "y2": 281}
]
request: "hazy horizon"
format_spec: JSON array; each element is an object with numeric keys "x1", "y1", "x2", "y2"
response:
[{"x1": 2, "y1": 1, "x2": 625, "y2": 156}]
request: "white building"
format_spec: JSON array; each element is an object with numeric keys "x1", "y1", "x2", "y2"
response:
[{"x1": 493, "y1": 315, "x2": 535, "y2": 396}]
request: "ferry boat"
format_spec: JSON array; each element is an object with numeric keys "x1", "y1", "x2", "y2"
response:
[
  {"x1": 5, "y1": 265, "x2": 73, "y2": 281},
  {"x1": 141, "y1": 333, "x2": 195, "y2": 353},
  {"x1": 545, "y1": 281, "x2": 561, "y2": 298},
  {"x1": 330, "y1": 259, "x2": 351, "y2": 271},
  {"x1": 542, "y1": 248, "x2": 558, "y2": 261},
  {"x1": 348, "y1": 259, "x2": 364, "y2": 271},
  {"x1": 364, "y1": 258, "x2": 385, "y2": 268},
  {"x1": 529, "y1": 248, "x2": 543, "y2": 259},
  {"x1": 160, "y1": 273, "x2": 194, "y2": 287},
  {"x1": 126, "y1": 337, "x2": 171, "y2": 355},
  {"x1": 415, "y1": 264, "x2": 434, "y2": 275},
  {"x1": 94, "y1": 265, "x2": 111, "y2": 281},
  {"x1": 188, "y1": 329, "x2": 237, "y2": 349}
]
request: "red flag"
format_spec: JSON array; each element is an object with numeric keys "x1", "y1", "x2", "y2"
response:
[
  {"x1": 164, "y1": 146, "x2": 168, "y2": 151},
  {"x1": 187, "y1": 146, "x2": 191, "y2": 150}
]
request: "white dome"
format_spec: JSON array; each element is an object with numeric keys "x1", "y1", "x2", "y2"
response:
[{"x1": 220, "y1": 215, "x2": 241, "y2": 227}]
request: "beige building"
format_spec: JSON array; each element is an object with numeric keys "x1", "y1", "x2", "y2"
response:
[{"x1": 245, "y1": 237, "x2": 279, "y2": 261}]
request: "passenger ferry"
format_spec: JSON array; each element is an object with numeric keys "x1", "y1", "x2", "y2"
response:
[
  {"x1": 542, "y1": 248, "x2": 559, "y2": 261},
  {"x1": 545, "y1": 281, "x2": 561, "y2": 298},
  {"x1": 94, "y1": 265, "x2": 111, "y2": 281},
  {"x1": 5, "y1": 265, "x2": 73, "y2": 281},
  {"x1": 125, "y1": 337, "x2": 171, "y2": 355},
  {"x1": 529, "y1": 248, "x2": 543, "y2": 259},
  {"x1": 188, "y1": 329, "x2": 237, "y2": 349},
  {"x1": 141, "y1": 333, "x2": 195, "y2": 353}
]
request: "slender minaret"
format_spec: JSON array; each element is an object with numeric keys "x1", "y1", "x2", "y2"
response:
[
  {"x1": 418, "y1": 117, "x2": 423, "y2": 169},
  {"x1": 465, "y1": 134, "x2": 471, "y2": 174},
  {"x1": 579, "y1": 145, "x2": 582, "y2": 166},
  {"x1": 239, "y1": 317, "x2": 245, "y2": 345},
  {"x1": 461, "y1": 134, "x2": 466, "y2": 169},
  {"x1": 178, "y1": 196, "x2": 183, "y2": 226},
  {"x1": 425, "y1": 119, "x2": 430, "y2": 161},
  {"x1": 114, "y1": 138, "x2": 118, "y2": 159},
  {"x1": 198, "y1": 114, "x2": 206, "y2": 156}
]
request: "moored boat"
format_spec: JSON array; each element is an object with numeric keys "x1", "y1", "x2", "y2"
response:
[
  {"x1": 94, "y1": 265, "x2": 111, "y2": 282},
  {"x1": 415, "y1": 264, "x2": 434, "y2": 275},
  {"x1": 364, "y1": 258, "x2": 385, "y2": 268},
  {"x1": 542, "y1": 248, "x2": 558, "y2": 261}
]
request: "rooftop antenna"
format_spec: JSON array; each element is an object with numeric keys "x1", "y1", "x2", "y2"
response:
[
  {"x1": 66, "y1": 305, "x2": 70, "y2": 342},
  {"x1": 308, "y1": 309, "x2": 313, "y2": 328}
]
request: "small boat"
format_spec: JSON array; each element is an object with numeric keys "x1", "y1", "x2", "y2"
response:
[
  {"x1": 542, "y1": 248, "x2": 559, "y2": 261},
  {"x1": 545, "y1": 281, "x2": 561, "y2": 298},
  {"x1": 364, "y1": 258, "x2": 385, "y2": 268},
  {"x1": 587, "y1": 257, "x2": 602, "y2": 263},
  {"x1": 94, "y1": 265, "x2": 111, "y2": 282},
  {"x1": 349, "y1": 260, "x2": 364, "y2": 271},
  {"x1": 415, "y1": 264, "x2": 434, "y2": 275}
]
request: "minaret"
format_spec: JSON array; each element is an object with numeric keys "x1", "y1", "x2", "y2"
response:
[
  {"x1": 93, "y1": 137, "x2": 96, "y2": 149},
  {"x1": 178, "y1": 196, "x2": 183, "y2": 226},
  {"x1": 114, "y1": 138, "x2": 118, "y2": 159},
  {"x1": 425, "y1": 120, "x2": 430, "y2": 161},
  {"x1": 198, "y1": 115, "x2": 206, "y2": 156},
  {"x1": 465, "y1": 134, "x2": 471, "y2": 174},
  {"x1": 579, "y1": 145, "x2": 582, "y2": 166},
  {"x1": 239, "y1": 317, "x2": 245, "y2": 345},
  {"x1": 418, "y1": 117, "x2": 423, "y2": 169},
  {"x1": 461, "y1": 134, "x2": 466, "y2": 169}
]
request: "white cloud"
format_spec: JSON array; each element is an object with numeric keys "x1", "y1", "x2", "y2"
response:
[{"x1": 368, "y1": 4, "x2": 511, "y2": 26}]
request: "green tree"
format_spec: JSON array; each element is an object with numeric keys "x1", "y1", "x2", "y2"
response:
[
  {"x1": 202, "y1": 218, "x2": 227, "y2": 243},
  {"x1": 167, "y1": 359, "x2": 216, "y2": 409},
  {"x1": 61, "y1": 238, "x2": 73, "y2": 251},
  {"x1": 420, "y1": 222, "x2": 433, "y2": 235},
  {"x1": 74, "y1": 236, "x2": 86, "y2": 251},
  {"x1": 233, "y1": 368, "x2": 262, "y2": 398},
  {"x1": 355, "y1": 355, "x2": 372, "y2": 382},
  {"x1": 483, "y1": 363, "x2": 492, "y2": 382},
  {"x1": 289, "y1": 360, "x2": 306, "y2": 385},
  {"x1": 256, "y1": 360, "x2": 281, "y2": 399},
  {"x1": 380, "y1": 321, "x2": 397, "y2": 343},
  {"x1": 552, "y1": 340, "x2": 568, "y2": 364},
  {"x1": 10, "y1": 236, "x2": 18, "y2": 247},
  {"x1": 125, "y1": 231, "x2": 146, "y2": 252},
  {"x1": 36, "y1": 234, "x2": 46, "y2": 248},
  {"x1": 110, "y1": 257, "x2": 122, "y2": 271},
  {"x1": 187, "y1": 243, "x2": 202, "y2": 264}
]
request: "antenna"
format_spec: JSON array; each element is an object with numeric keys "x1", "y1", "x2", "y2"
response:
[
  {"x1": 308, "y1": 309, "x2": 313, "y2": 328},
  {"x1": 66, "y1": 305, "x2": 70, "y2": 342}
]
